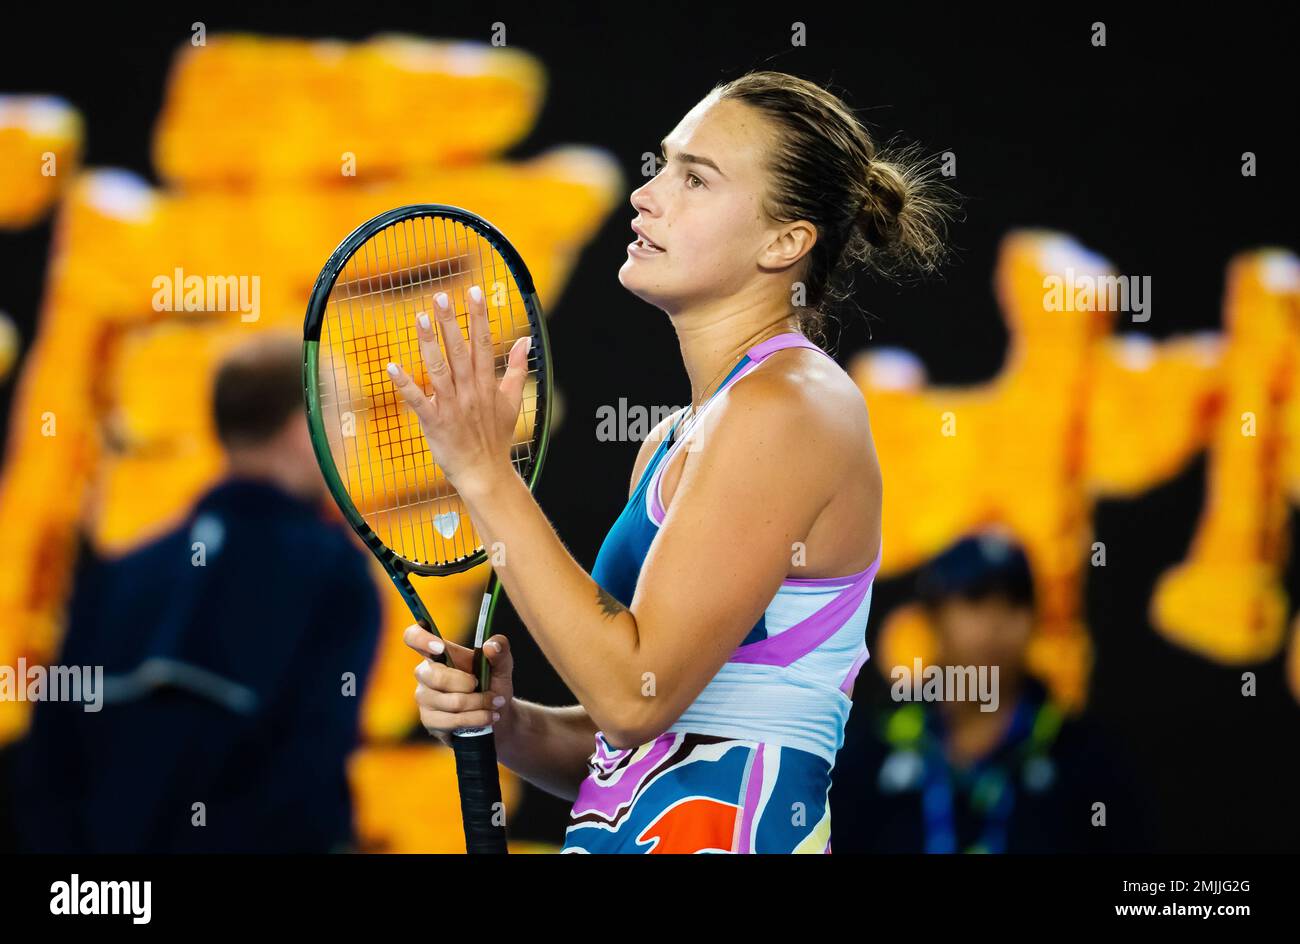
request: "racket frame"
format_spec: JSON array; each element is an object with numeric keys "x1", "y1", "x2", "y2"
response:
[
  {"x1": 300, "y1": 203, "x2": 554, "y2": 854},
  {"x1": 302, "y1": 203, "x2": 553, "y2": 583}
]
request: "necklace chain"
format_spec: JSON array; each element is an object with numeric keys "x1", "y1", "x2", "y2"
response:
[
  {"x1": 686, "y1": 351, "x2": 745, "y2": 418},
  {"x1": 679, "y1": 323, "x2": 799, "y2": 434}
]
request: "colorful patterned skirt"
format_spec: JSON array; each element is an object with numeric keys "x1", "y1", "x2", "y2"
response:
[{"x1": 562, "y1": 730, "x2": 835, "y2": 853}]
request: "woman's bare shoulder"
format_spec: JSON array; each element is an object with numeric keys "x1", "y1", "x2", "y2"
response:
[{"x1": 723, "y1": 347, "x2": 871, "y2": 440}]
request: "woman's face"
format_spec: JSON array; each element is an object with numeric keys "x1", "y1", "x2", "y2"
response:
[
  {"x1": 934, "y1": 595, "x2": 1034, "y2": 689},
  {"x1": 619, "y1": 95, "x2": 792, "y2": 313}
]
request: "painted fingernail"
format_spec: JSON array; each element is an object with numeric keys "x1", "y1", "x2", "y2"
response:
[
  {"x1": 418, "y1": 312, "x2": 431, "y2": 330},
  {"x1": 484, "y1": 640, "x2": 500, "y2": 654},
  {"x1": 427, "y1": 638, "x2": 444, "y2": 655},
  {"x1": 492, "y1": 695, "x2": 506, "y2": 707},
  {"x1": 492, "y1": 712, "x2": 501, "y2": 722},
  {"x1": 469, "y1": 285, "x2": 483, "y2": 303},
  {"x1": 386, "y1": 362, "x2": 400, "y2": 378},
  {"x1": 435, "y1": 292, "x2": 449, "y2": 310}
]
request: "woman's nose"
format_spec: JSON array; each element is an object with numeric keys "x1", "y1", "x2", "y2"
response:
[{"x1": 630, "y1": 177, "x2": 658, "y2": 214}]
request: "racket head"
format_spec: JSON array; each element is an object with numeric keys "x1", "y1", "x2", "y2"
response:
[{"x1": 302, "y1": 204, "x2": 553, "y2": 576}]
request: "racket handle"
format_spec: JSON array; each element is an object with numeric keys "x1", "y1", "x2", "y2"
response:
[{"x1": 450, "y1": 728, "x2": 509, "y2": 854}]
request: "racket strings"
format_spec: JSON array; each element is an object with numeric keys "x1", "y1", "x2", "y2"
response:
[{"x1": 317, "y1": 215, "x2": 541, "y2": 567}]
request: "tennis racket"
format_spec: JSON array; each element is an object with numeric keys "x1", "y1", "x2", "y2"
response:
[{"x1": 302, "y1": 204, "x2": 553, "y2": 854}]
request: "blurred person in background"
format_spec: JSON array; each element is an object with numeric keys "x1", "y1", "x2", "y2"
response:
[
  {"x1": 7, "y1": 332, "x2": 380, "y2": 852},
  {"x1": 830, "y1": 531, "x2": 1155, "y2": 852}
]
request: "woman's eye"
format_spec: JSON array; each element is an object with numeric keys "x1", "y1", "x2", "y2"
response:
[{"x1": 652, "y1": 156, "x2": 703, "y2": 189}]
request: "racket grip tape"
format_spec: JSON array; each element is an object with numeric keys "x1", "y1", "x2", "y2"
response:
[{"x1": 451, "y1": 728, "x2": 509, "y2": 854}]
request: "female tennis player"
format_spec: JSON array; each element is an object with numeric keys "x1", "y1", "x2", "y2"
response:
[{"x1": 388, "y1": 70, "x2": 953, "y2": 853}]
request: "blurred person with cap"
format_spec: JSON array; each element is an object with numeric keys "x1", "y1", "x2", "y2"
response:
[
  {"x1": 8, "y1": 332, "x2": 380, "y2": 852},
  {"x1": 830, "y1": 529, "x2": 1155, "y2": 853}
]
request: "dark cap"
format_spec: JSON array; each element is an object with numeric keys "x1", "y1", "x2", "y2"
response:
[{"x1": 915, "y1": 529, "x2": 1035, "y2": 610}]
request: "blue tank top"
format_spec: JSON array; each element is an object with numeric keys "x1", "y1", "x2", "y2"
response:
[{"x1": 588, "y1": 330, "x2": 882, "y2": 763}]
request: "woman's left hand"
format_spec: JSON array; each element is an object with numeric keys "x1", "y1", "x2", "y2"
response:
[{"x1": 386, "y1": 284, "x2": 531, "y2": 497}]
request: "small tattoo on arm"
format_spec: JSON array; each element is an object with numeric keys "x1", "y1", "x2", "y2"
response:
[{"x1": 596, "y1": 586, "x2": 627, "y2": 620}]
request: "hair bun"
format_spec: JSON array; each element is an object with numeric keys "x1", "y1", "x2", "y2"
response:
[{"x1": 857, "y1": 161, "x2": 907, "y2": 247}]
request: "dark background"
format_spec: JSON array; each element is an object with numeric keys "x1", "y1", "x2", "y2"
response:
[{"x1": 1, "y1": 4, "x2": 1297, "y2": 851}]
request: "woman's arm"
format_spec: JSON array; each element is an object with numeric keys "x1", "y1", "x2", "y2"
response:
[
  {"x1": 407, "y1": 409, "x2": 685, "y2": 800},
  {"x1": 455, "y1": 377, "x2": 835, "y2": 748},
  {"x1": 389, "y1": 290, "x2": 845, "y2": 748},
  {"x1": 495, "y1": 699, "x2": 597, "y2": 802},
  {"x1": 478, "y1": 417, "x2": 680, "y2": 801}
]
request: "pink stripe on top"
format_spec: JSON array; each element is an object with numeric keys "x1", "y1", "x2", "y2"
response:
[
  {"x1": 729, "y1": 540, "x2": 882, "y2": 669},
  {"x1": 839, "y1": 645, "x2": 872, "y2": 695},
  {"x1": 746, "y1": 331, "x2": 827, "y2": 361}
]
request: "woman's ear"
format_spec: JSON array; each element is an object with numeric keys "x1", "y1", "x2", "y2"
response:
[{"x1": 760, "y1": 220, "x2": 817, "y2": 271}]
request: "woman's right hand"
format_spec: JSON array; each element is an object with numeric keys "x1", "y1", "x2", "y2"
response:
[{"x1": 403, "y1": 625, "x2": 515, "y2": 745}]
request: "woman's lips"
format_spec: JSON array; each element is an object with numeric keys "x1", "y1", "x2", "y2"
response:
[{"x1": 628, "y1": 237, "x2": 666, "y2": 256}]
